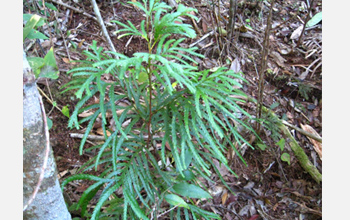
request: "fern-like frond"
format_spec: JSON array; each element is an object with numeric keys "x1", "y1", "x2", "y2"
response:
[
  {"x1": 91, "y1": 182, "x2": 121, "y2": 219},
  {"x1": 68, "y1": 87, "x2": 98, "y2": 129},
  {"x1": 112, "y1": 19, "x2": 143, "y2": 39}
]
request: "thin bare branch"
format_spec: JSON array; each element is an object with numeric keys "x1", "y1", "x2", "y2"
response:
[
  {"x1": 90, "y1": 0, "x2": 117, "y2": 55},
  {"x1": 256, "y1": 0, "x2": 275, "y2": 132},
  {"x1": 282, "y1": 120, "x2": 322, "y2": 143}
]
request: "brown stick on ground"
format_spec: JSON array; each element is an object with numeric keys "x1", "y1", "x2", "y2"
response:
[{"x1": 90, "y1": 0, "x2": 117, "y2": 55}]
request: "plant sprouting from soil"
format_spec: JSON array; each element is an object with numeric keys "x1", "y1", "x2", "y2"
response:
[{"x1": 61, "y1": 0, "x2": 256, "y2": 219}]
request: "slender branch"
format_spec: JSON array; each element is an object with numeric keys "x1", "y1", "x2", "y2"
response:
[
  {"x1": 37, "y1": 86, "x2": 62, "y2": 111},
  {"x1": 282, "y1": 120, "x2": 322, "y2": 143},
  {"x1": 23, "y1": 95, "x2": 51, "y2": 211},
  {"x1": 296, "y1": 0, "x2": 315, "y2": 48},
  {"x1": 256, "y1": 0, "x2": 275, "y2": 132},
  {"x1": 146, "y1": 63, "x2": 153, "y2": 150},
  {"x1": 227, "y1": 0, "x2": 237, "y2": 42},
  {"x1": 189, "y1": 29, "x2": 215, "y2": 48},
  {"x1": 156, "y1": 205, "x2": 179, "y2": 218},
  {"x1": 53, "y1": 10, "x2": 71, "y2": 61},
  {"x1": 90, "y1": 0, "x2": 117, "y2": 56}
]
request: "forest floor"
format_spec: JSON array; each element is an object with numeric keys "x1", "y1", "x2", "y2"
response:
[{"x1": 24, "y1": 0, "x2": 322, "y2": 219}]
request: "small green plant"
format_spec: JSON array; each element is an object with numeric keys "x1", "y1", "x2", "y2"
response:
[
  {"x1": 257, "y1": 138, "x2": 291, "y2": 165},
  {"x1": 23, "y1": 13, "x2": 59, "y2": 80},
  {"x1": 298, "y1": 82, "x2": 312, "y2": 100},
  {"x1": 24, "y1": 10, "x2": 70, "y2": 126},
  {"x1": 276, "y1": 138, "x2": 291, "y2": 165},
  {"x1": 62, "y1": 0, "x2": 255, "y2": 219},
  {"x1": 258, "y1": 106, "x2": 291, "y2": 166}
]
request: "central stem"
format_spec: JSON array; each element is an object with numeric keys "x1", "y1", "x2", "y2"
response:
[{"x1": 147, "y1": 65, "x2": 153, "y2": 149}]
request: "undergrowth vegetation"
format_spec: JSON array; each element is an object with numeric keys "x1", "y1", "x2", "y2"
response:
[{"x1": 61, "y1": 0, "x2": 256, "y2": 219}]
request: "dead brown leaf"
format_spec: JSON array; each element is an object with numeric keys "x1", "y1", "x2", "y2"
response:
[
  {"x1": 221, "y1": 191, "x2": 228, "y2": 205},
  {"x1": 300, "y1": 124, "x2": 322, "y2": 160},
  {"x1": 213, "y1": 159, "x2": 229, "y2": 177},
  {"x1": 96, "y1": 127, "x2": 111, "y2": 137},
  {"x1": 78, "y1": 110, "x2": 94, "y2": 117},
  {"x1": 78, "y1": 39, "x2": 85, "y2": 49},
  {"x1": 62, "y1": 57, "x2": 70, "y2": 64}
]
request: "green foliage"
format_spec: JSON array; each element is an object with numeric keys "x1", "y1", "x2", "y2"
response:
[
  {"x1": 27, "y1": 47, "x2": 59, "y2": 79},
  {"x1": 165, "y1": 194, "x2": 189, "y2": 209},
  {"x1": 61, "y1": 105, "x2": 70, "y2": 118},
  {"x1": 62, "y1": 0, "x2": 255, "y2": 219},
  {"x1": 306, "y1": 11, "x2": 322, "y2": 28},
  {"x1": 276, "y1": 138, "x2": 285, "y2": 151},
  {"x1": 38, "y1": 1, "x2": 58, "y2": 11},
  {"x1": 281, "y1": 152, "x2": 291, "y2": 165},
  {"x1": 23, "y1": 14, "x2": 48, "y2": 41},
  {"x1": 298, "y1": 82, "x2": 312, "y2": 100},
  {"x1": 46, "y1": 116, "x2": 53, "y2": 130},
  {"x1": 172, "y1": 182, "x2": 211, "y2": 199},
  {"x1": 23, "y1": 13, "x2": 59, "y2": 80},
  {"x1": 261, "y1": 111, "x2": 281, "y2": 141},
  {"x1": 276, "y1": 138, "x2": 291, "y2": 165}
]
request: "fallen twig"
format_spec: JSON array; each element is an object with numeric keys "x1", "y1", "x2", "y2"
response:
[
  {"x1": 282, "y1": 120, "x2": 322, "y2": 143},
  {"x1": 189, "y1": 29, "x2": 215, "y2": 48},
  {"x1": 37, "y1": 86, "x2": 62, "y2": 112},
  {"x1": 293, "y1": 200, "x2": 322, "y2": 217},
  {"x1": 156, "y1": 205, "x2": 179, "y2": 219},
  {"x1": 90, "y1": 0, "x2": 117, "y2": 55},
  {"x1": 190, "y1": 17, "x2": 202, "y2": 36}
]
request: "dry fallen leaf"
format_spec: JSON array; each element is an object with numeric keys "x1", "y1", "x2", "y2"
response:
[
  {"x1": 203, "y1": 58, "x2": 216, "y2": 69},
  {"x1": 248, "y1": 214, "x2": 260, "y2": 220},
  {"x1": 238, "y1": 204, "x2": 250, "y2": 216},
  {"x1": 208, "y1": 185, "x2": 224, "y2": 197},
  {"x1": 230, "y1": 58, "x2": 242, "y2": 73},
  {"x1": 202, "y1": 19, "x2": 207, "y2": 33},
  {"x1": 121, "y1": 118, "x2": 131, "y2": 128},
  {"x1": 221, "y1": 191, "x2": 228, "y2": 205},
  {"x1": 290, "y1": 25, "x2": 303, "y2": 40},
  {"x1": 213, "y1": 159, "x2": 229, "y2": 177},
  {"x1": 96, "y1": 127, "x2": 111, "y2": 137},
  {"x1": 300, "y1": 124, "x2": 322, "y2": 160},
  {"x1": 41, "y1": 40, "x2": 51, "y2": 48},
  {"x1": 62, "y1": 57, "x2": 70, "y2": 64},
  {"x1": 270, "y1": 51, "x2": 286, "y2": 68},
  {"x1": 78, "y1": 110, "x2": 94, "y2": 117},
  {"x1": 78, "y1": 39, "x2": 85, "y2": 49}
]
